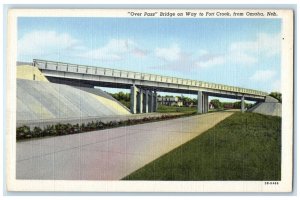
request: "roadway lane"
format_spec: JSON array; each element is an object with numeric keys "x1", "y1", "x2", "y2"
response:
[{"x1": 16, "y1": 111, "x2": 234, "y2": 180}]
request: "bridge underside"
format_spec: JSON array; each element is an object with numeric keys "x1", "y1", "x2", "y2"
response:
[
  {"x1": 46, "y1": 76, "x2": 264, "y2": 114},
  {"x1": 47, "y1": 76, "x2": 264, "y2": 101}
]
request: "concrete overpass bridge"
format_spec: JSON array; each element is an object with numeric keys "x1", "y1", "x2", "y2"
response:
[{"x1": 32, "y1": 59, "x2": 268, "y2": 114}]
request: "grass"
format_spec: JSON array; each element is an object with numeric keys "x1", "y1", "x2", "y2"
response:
[
  {"x1": 123, "y1": 112, "x2": 281, "y2": 180},
  {"x1": 157, "y1": 105, "x2": 197, "y2": 114}
]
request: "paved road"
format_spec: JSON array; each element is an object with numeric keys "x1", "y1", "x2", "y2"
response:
[{"x1": 16, "y1": 111, "x2": 234, "y2": 180}]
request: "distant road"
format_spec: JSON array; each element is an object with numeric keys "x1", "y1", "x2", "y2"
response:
[{"x1": 16, "y1": 111, "x2": 234, "y2": 180}]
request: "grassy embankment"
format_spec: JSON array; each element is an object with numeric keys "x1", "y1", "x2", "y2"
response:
[{"x1": 123, "y1": 112, "x2": 281, "y2": 180}]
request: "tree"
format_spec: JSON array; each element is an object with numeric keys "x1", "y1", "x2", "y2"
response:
[
  {"x1": 233, "y1": 101, "x2": 241, "y2": 109},
  {"x1": 192, "y1": 98, "x2": 198, "y2": 105},
  {"x1": 181, "y1": 97, "x2": 193, "y2": 106},
  {"x1": 210, "y1": 99, "x2": 222, "y2": 109},
  {"x1": 269, "y1": 92, "x2": 282, "y2": 103},
  {"x1": 110, "y1": 91, "x2": 130, "y2": 102}
]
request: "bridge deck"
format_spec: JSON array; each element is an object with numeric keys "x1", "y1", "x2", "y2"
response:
[{"x1": 33, "y1": 59, "x2": 267, "y2": 101}]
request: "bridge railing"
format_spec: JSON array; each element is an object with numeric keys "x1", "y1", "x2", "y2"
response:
[{"x1": 33, "y1": 59, "x2": 268, "y2": 97}]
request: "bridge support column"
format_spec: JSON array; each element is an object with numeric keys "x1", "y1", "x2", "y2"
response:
[
  {"x1": 144, "y1": 90, "x2": 149, "y2": 113},
  {"x1": 203, "y1": 95, "x2": 206, "y2": 113},
  {"x1": 202, "y1": 94, "x2": 208, "y2": 113},
  {"x1": 197, "y1": 91, "x2": 203, "y2": 114},
  {"x1": 241, "y1": 95, "x2": 245, "y2": 113},
  {"x1": 150, "y1": 91, "x2": 154, "y2": 112},
  {"x1": 154, "y1": 91, "x2": 158, "y2": 112},
  {"x1": 202, "y1": 94, "x2": 205, "y2": 113},
  {"x1": 137, "y1": 88, "x2": 143, "y2": 113},
  {"x1": 130, "y1": 85, "x2": 138, "y2": 114}
]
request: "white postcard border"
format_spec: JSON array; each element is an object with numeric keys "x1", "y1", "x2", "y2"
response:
[{"x1": 6, "y1": 8, "x2": 294, "y2": 192}]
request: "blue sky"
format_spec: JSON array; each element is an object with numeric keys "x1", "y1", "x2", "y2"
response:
[{"x1": 18, "y1": 17, "x2": 282, "y2": 96}]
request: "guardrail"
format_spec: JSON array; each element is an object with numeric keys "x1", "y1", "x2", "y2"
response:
[{"x1": 33, "y1": 59, "x2": 268, "y2": 97}]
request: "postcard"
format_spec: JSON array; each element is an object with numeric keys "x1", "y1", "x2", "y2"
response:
[{"x1": 6, "y1": 8, "x2": 294, "y2": 192}]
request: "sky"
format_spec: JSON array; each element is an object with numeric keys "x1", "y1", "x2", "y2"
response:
[{"x1": 17, "y1": 17, "x2": 282, "y2": 97}]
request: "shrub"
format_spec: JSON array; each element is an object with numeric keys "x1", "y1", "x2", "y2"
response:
[
  {"x1": 32, "y1": 127, "x2": 42, "y2": 138},
  {"x1": 41, "y1": 125, "x2": 49, "y2": 137},
  {"x1": 111, "y1": 121, "x2": 118, "y2": 127},
  {"x1": 65, "y1": 123, "x2": 74, "y2": 134},
  {"x1": 126, "y1": 119, "x2": 132, "y2": 125},
  {"x1": 106, "y1": 120, "x2": 118, "y2": 127},
  {"x1": 91, "y1": 121, "x2": 98, "y2": 130},
  {"x1": 85, "y1": 122, "x2": 95, "y2": 131},
  {"x1": 54, "y1": 123, "x2": 69, "y2": 136},
  {"x1": 17, "y1": 125, "x2": 31, "y2": 140},
  {"x1": 118, "y1": 121, "x2": 124, "y2": 126},
  {"x1": 142, "y1": 117, "x2": 147, "y2": 122},
  {"x1": 96, "y1": 121, "x2": 105, "y2": 129},
  {"x1": 131, "y1": 119, "x2": 139, "y2": 125},
  {"x1": 81, "y1": 123, "x2": 86, "y2": 132},
  {"x1": 17, "y1": 112, "x2": 193, "y2": 140},
  {"x1": 49, "y1": 125, "x2": 57, "y2": 135},
  {"x1": 73, "y1": 123, "x2": 80, "y2": 133}
]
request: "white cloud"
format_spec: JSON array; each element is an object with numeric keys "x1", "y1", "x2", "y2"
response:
[
  {"x1": 271, "y1": 79, "x2": 281, "y2": 92},
  {"x1": 195, "y1": 56, "x2": 225, "y2": 68},
  {"x1": 192, "y1": 32, "x2": 280, "y2": 69},
  {"x1": 79, "y1": 39, "x2": 138, "y2": 61},
  {"x1": 194, "y1": 51, "x2": 256, "y2": 69},
  {"x1": 249, "y1": 69, "x2": 280, "y2": 92},
  {"x1": 227, "y1": 51, "x2": 257, "y2": 65},
  {"x1": 18, "y1": 31, "x2": 146, "y2": 62},
  {"x1": 18, "y1": 31, "x2": 80, "y2": 57},
  {"x1": 249, "y1": 69, "x2": 277, "y2": 82},
  {"x1": 230, "y1": 33, "x2": 281, "y2": 58},
  {"x1": 132, "y1": 48, "x2": 148, "y2": 57},
  {"x1": 197, "y1": 49, "x2": 209, "y2": 57},
  {"x1": 257, "y1": 33, "x2": 281, "y2": 56},
  {"x1": 155, "y1": 44, "x2": 182, "y2": 62}
]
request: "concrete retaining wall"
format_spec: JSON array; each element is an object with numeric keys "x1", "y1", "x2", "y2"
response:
[
  {"x1": 248, "y1": 96, "x2": 282, "y2": 117},
  {"x1": 17, "y1": 65, "x2": 48, "y2": 82},
  {"x1": 17, "y1": 79, "x2": 131, "y2": 127}
]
